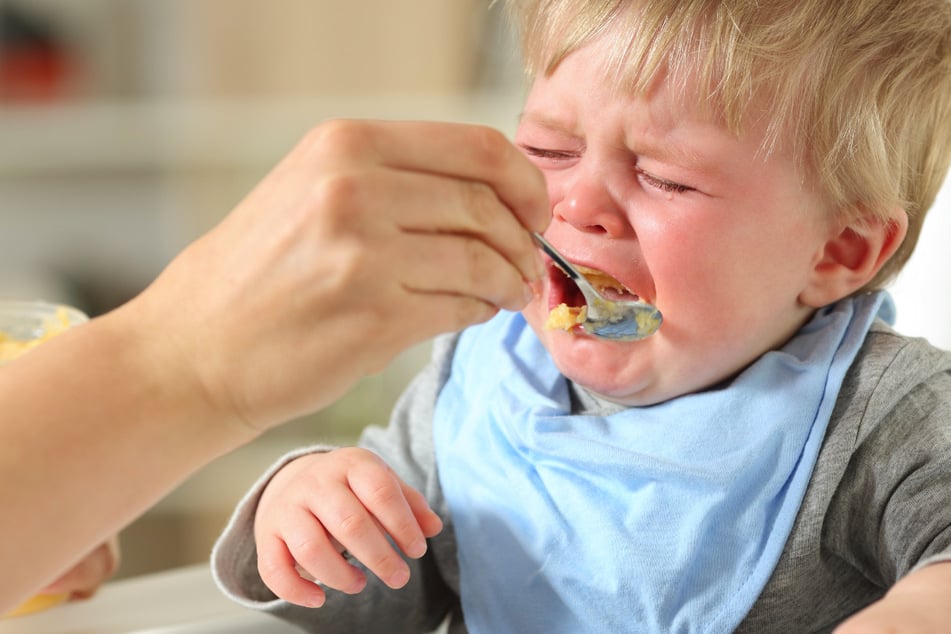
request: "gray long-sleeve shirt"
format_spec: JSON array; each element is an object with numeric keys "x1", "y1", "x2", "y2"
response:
[{"x1": 213, "y1": 322, "x2": 951, "y2": 633}]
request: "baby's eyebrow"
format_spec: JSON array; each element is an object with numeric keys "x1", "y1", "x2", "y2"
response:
[
  {"x1": 626, "y1": 118, "x2": 740, "y2": 176},
  {"x1": 631, "y1": 138, "x2": 709, "y2": 170},
  {"x1": 517, "y1": 111, "x2": 583, "y2": 140}
]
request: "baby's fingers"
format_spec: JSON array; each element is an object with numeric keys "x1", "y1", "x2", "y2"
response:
[
  {"x1": 323, "y1": 458, "x2": 434, "y2": 588},
  {"x1": 258, "y1": 507, "x2": 367, "y2": 606},
  {"x1": 400, "y1": 480, "x2": 444, "y2": 539},
  {"x1": 256, "y1": 534, "x2": 329, "y2": 608}
]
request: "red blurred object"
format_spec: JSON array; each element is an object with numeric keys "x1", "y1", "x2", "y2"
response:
[
  {"x1": 0, "y1": 2, "x2": 74, "y2": 102},
  {"x1": 0, "y1": 45, "x2": 71, "y2": 101}
]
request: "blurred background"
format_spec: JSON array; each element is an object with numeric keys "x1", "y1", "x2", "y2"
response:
[{"x1": 0, "y1": 0, "x2": 948, "y2": 580}]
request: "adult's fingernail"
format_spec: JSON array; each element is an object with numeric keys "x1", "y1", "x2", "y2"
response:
[
  {"x1": 305, "y1": 591, "x2": 326, "y2": 608},
  {"x1": 406, "y1": 538, "x2": 427, "y2": 559},
  {"x1": 345, "y1": 572, "x2": 367, "y2": 595},
  {"x1": 388, "y1": 566, "x2": 411, "y2": 589}
]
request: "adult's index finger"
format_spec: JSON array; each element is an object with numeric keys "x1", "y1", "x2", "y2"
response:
[{"x1": 338, "y1": 119, "x2": 551, "y2": 233}]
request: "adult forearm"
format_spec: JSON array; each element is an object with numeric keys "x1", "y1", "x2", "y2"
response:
[{"x1": 0, "y1": 304, "x2": 256, "y2": 611}]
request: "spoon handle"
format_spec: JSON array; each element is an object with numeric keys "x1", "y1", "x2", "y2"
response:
[{"x1": 532, "y1": 233, "x2": 582, "y2": 281}]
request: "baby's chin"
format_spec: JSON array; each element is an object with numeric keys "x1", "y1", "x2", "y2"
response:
[
  {"x1": 559, "y1": 362, "x2": 654, "y2": 406},
  {"x1": 523, "y1": 308, "x2": 659, "y2": 406}
]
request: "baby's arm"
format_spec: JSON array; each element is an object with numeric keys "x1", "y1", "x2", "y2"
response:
[
  {"x1": 252, "y1": 447, "x2": 443, "y2": 608},
  {"x1": 833, "y1": 562, "x2": 951, "y2": 633}
]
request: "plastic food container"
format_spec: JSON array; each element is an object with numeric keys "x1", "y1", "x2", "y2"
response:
[{"x1": 0, "y1": 301, "x2": 88, "y2": 366}]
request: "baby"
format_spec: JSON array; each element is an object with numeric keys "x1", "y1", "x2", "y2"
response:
[{"x1": 213, "y1": 0, "x2": 951, "y2": 632}]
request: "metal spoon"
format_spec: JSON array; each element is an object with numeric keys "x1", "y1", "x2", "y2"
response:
[{"x1": 533, "y1": 233, "x2": 662, "y2": 341}]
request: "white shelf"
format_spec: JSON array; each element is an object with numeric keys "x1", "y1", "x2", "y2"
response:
[{"x1": 0, "y1": 93, "x2": 523, "y2": 174}]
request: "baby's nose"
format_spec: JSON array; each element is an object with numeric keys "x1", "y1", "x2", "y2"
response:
[{"x1": 555, "y1": 175, "x2": 631, "y2": 238}]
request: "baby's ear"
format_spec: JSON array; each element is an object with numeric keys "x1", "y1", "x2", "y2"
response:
[{"x1": 799, "y1": 207, "x2": 908, "y2": 308}]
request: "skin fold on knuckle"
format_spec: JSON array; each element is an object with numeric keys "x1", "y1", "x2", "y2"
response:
[
  {"x1": 352, "y1": 467, "x2": 403, "y2": 510},
  {"x1": 454, "y1": 187, "x2": 538, "y2": 287},
  {"x1": 464, "y1": 239, "x2": 524, "y2": 310},
  {"x1": 457, "y1": 179, "x2": 500, "y2": 234},
  {"x1": 283, "y1": 531, "x2": 334, "y2": 572},
  {"x1": 332, "y1": 506, "x2": 376, "y2": 547},
  {"x1": 461, "y1": 237, "x2": 493, "y2": 296}
]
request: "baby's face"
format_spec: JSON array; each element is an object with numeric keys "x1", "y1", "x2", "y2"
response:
[{"x1": 516, "y1": 35, "x2": 840, "y2": 405}]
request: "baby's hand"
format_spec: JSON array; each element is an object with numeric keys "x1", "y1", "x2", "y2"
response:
[
  {"x1": 253, "y1": 448, "x2": 443, "y2": 607},
  {"x1": 29, "y1": 536, "x2": 119, "y2": 605}
]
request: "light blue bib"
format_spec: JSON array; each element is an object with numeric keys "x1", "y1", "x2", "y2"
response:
[{"x1": 433, "y1": 292, "x2": 892, "y2": 633}]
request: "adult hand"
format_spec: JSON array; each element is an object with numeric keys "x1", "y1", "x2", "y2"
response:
[{"x1": 125, "y1": 119, "x2": 549, "y2": 433}]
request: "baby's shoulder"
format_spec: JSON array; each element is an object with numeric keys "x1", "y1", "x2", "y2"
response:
[
  {"x1": 839, "y1": 321, "x2": 951, "y2": 444},
  {"x1": 850, "y1": 322, "x2": 951, "y2": 394}
]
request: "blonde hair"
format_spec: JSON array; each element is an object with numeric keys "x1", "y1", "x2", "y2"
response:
[{"x1": 503, "y1": 0, "x2": 951, "y2": 289}]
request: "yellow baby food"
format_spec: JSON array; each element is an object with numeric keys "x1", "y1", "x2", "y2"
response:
[
  {"x1": 545, "y1": 264, "x2": 630, "y2": 332},
  {"x1": 4, "y1": 593, "x2": 69, "y2": 618},
  {"x1": 545, "y1": 303, "x2": 587, "y2": 331}
]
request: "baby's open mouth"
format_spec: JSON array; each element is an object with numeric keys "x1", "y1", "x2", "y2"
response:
[{"x1": 545, "y1": 263, "x2": 639, "y2": 331}]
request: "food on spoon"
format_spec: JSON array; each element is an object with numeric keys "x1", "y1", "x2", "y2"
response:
[
  {"x1": 572, "y1": 265, "x2": 629, "y2": 295},
  {"x1": 634, "y1": 307, "x2": 662, "y2": 334},
  {"x1": 545, "y1": 264, "x2": 632, "y2": 332}
]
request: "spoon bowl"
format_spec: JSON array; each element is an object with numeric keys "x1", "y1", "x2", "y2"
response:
[{"x1": 533, "y1": 233, "x2": 662, "y2": 341}]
